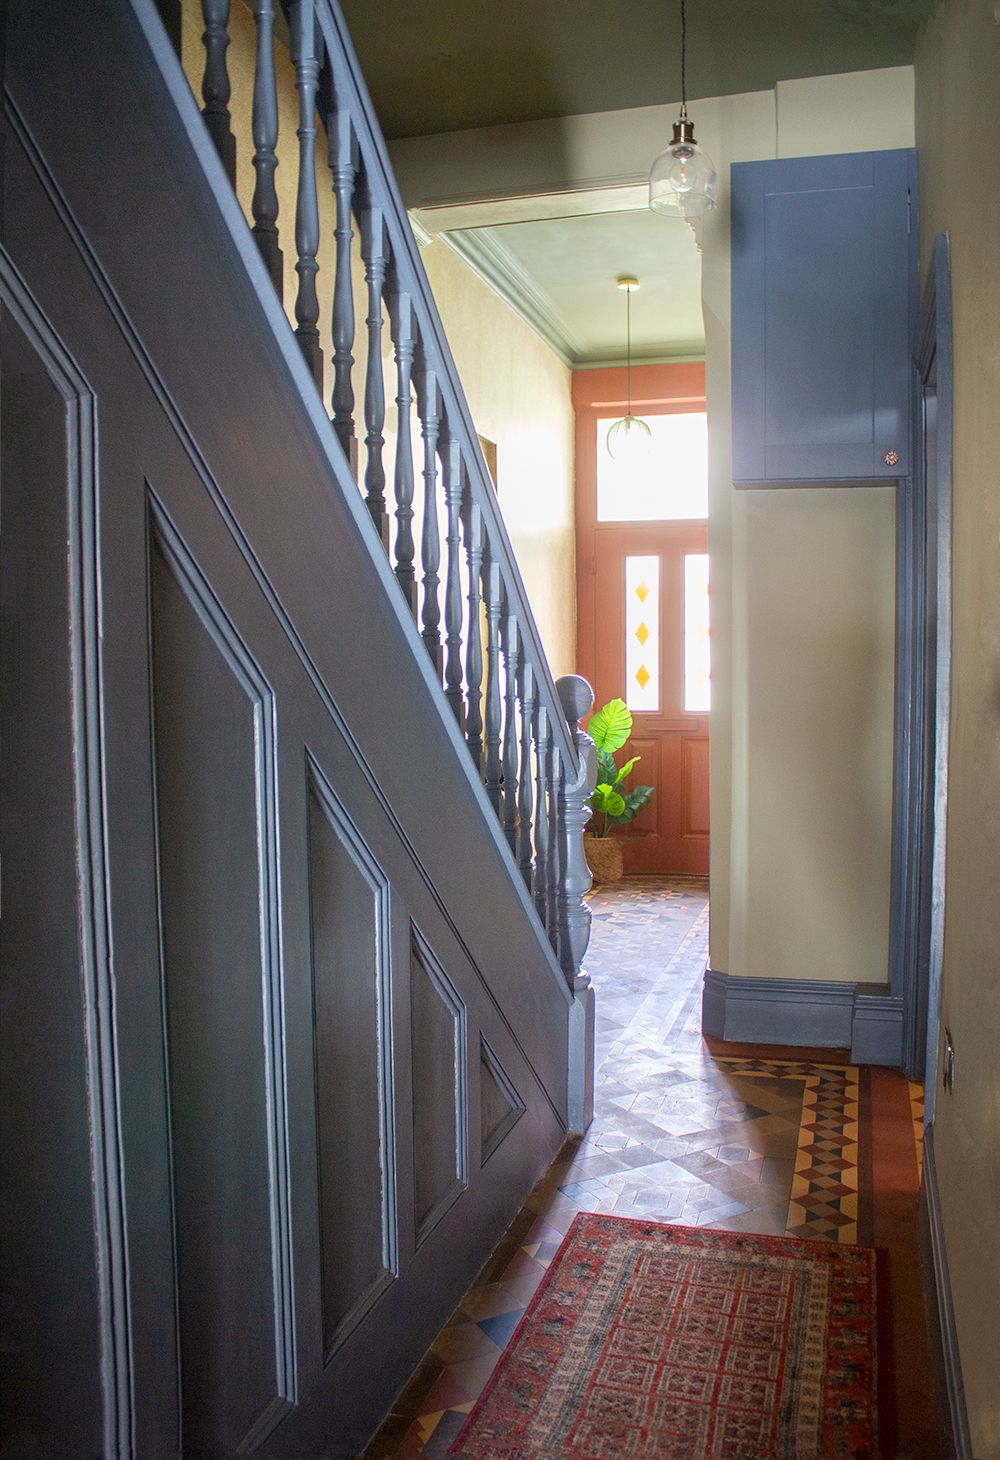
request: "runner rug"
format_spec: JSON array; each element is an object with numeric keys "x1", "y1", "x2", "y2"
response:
[{"x1": 449, "y1": 1213, "x2": 885, "y2": 1460}]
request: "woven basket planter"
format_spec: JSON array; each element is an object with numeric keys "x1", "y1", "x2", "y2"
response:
[{"x1": 584, "y1": 834, "x2": 624, "y2": 884}]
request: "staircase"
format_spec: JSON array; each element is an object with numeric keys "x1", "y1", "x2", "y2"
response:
[{"x1": 0, "y1": 0, "x2": 597, "y2": 1455}]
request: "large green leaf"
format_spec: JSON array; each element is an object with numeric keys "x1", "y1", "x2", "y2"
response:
[
  {"x1": 590, "y1": 783, "x2": 626, "y2": 817},
  {"x1": 606, "y1": 783, "x2": 654, "y2": 826},
  {"x1": 588, "y1": 698, "x2": 632, "y2": 754},
  {"x1": 613, "y1": 754, "x2": 641, "y2": 787},
  {"x1": 596, "y1": 749, "x2": 619, "y2": 786}
]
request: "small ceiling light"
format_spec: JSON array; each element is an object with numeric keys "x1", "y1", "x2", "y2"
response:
[
  {"x1": 606, "y1": 276, "x2": 652, "y2": 461},
  {"x1": 649, "y1": 0, "x2": 718, "y2": 220}
]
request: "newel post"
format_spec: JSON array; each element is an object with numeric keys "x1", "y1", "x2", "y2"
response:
[{"x1": 556, "y1": 675, "x2": 597, "y2": 1134}]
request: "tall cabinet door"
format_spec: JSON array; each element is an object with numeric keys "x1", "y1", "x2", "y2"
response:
[{"x1": 732, "y1": 148, "x2": 917, "y2": 484}]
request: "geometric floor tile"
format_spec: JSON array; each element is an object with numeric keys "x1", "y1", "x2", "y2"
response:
[{"x1": 361, "y1": 876, "x2": 928, "y2": 1459}]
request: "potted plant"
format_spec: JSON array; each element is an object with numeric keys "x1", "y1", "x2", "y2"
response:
[{"x1": 584, "y1": 698, "x2": 654, "y2": 883}]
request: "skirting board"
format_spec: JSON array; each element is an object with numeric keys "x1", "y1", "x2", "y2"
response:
[
  {"x1": 702, "y1": 970, "x2": 904, "y2": 1065},
  {"x1": 920, "y1": 1125, "x2": 973, "y2": 1458}
]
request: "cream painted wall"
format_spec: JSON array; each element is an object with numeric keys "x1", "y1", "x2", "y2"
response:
[
  {"x1": 698, "y1": 70, "x2": 913, "y2": 985},
  {"x1": 737, "y1": 490, "x2": 896, "y2": 983},
  {"x1": 915, "y1": 4, "x2": 1000, "y2": 1455},
  {"x1": 419, "y1": 241, "x2": 576, "y2": 676},
  {"x1": 389, "y1": 71, "x2": 913, "y2": 987},
  {"x1": 179, "y1": 1, "x2": 576, "y2": 676}
]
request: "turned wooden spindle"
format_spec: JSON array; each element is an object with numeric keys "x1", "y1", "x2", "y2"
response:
[
  {"x1": 200, "y1": 0, "x2": 236, "y2": 184},
  {"x1": 517, "y1": 661, "x2": 535, "y2": 889},
  {"x1": 329, "y1": 108, "x2": 357, "y2": 467},
  {"x1": 417, "y1": 362, "x2": 442, "y2": 678},
  {"x1": 290, "y1": 0, "x2": 322, "y2": 390},
  {"x1": 462, "y1": 499, "x2": 485, "y2": 772},
  {"x1": 389, "y1": 288, "x2": 417, "y2": 615},
  {"x1": 482, "y1": 551, "x2": 503, "y2": 815},
  {"x1": 442, "y1": 436, "x2": 465, "y2": 728},
  {"x1": 534, "y1": 702, "x2": 551, "y2": 926},
  {"x1": 360, "y1": 207, "x2": 388, "y2": 547},
  {"x1": 500, "y1": 602, "x2": 520, "y2": 857},
  {"x1": 250, "y1": 0, "x2": 282, "y2": 296}
]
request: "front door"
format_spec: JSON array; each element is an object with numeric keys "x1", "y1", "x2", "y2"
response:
[{"x1": 575, "y1": 365, "x2": 710, "y2": 875}]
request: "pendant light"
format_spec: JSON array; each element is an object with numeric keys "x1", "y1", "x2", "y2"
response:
[
  {"x1": 606, "y1": 276, "x2": 652, "y2": 461},
  {"x1": 648, "y1": 0, "x2": 718, "y2": 220}
]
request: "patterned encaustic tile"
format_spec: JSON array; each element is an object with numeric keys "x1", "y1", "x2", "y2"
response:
[
  {"x1": 362, "y1": 876, "x2": 923, "y2": 1459},
  {"x1": 909, "y1": 1078, "x2": 926, "y2": 1180}
]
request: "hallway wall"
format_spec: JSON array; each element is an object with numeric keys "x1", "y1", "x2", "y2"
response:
[
  {"x1": 915, "y1": 3, "x2": 1000, "y2": 1454},
  {"x1": 698, "y1": 71, "x2": 913, "y2": 987}
]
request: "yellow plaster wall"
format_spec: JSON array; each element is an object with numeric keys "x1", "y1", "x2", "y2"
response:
[{"x1": 915, "y1": 3, "x2": 1000, "y2": 1453}]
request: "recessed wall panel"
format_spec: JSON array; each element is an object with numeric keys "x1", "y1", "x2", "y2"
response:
[
  {"x1": 150, "y1": 528, "x2": 290, "y2": 1454},
  {"x1": 307, "y1": 759, "x2": 395, "y2": 1359},
  {"x1": 410, "y1": 929, "x2": 467, "y2": 1245}
]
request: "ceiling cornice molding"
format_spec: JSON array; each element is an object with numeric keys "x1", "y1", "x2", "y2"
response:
[{"x1": 441, "y1": 228, "x2": 584, "y2": 366}]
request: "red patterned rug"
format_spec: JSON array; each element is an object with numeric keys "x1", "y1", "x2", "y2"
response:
[{"x1": 449, "y1": 1213, "x2": 887, "y2": 1459}]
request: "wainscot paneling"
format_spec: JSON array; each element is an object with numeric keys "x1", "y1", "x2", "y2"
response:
[
  {"x1": 479, "y1": 1036, "x2": 527, "y2": 1165},
  {"x1": 150, "y1": 517, "x2": 294, "y2": 1454},
  {"x1": 305, "y1": 753, "x2": 397, "y2": 1361},
  {"x1": 410, "y1": 926, "x2": 469, "y2": 1245}
]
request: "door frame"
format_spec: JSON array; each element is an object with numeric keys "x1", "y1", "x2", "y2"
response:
[
  {"x1": 897, "y1": 233, "x2": 953, "y2": 1097},
  {"x1": 573, "y1": 363, "x2": 710, "y2": 874}
]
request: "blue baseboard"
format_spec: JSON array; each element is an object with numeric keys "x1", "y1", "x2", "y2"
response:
[{"x1": 703, "y1": 970, "x2": 904, "y2": 1065}]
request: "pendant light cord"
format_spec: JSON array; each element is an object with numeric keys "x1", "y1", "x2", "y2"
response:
[
  {"x1": 626, "y1": 286, "x2": 632, "y2": 415},
  {"x1": 679, "y1": 0, "x2": 688, "y2": 118}
]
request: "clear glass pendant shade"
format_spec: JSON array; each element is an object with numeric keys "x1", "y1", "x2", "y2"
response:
[
  {"x1": 649, "y1": 118, "x2": 718, "y2": 219},
  {"x1": 606, "y1": 412, "x2": 653, "y2": 462}
]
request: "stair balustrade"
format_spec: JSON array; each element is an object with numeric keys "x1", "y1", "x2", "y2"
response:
[{"x1": 193, "y1": 0, "x2": 596, "y2": 1005}]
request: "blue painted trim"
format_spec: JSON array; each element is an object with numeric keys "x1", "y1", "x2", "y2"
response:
[
  {"x1": 917, "y1": 235, "x2": 954, "y2": 1116},
  {"x1": 704, "y1": 971, "x2": 904, "y2": 1065},
  {"x1": 850, "y1": 989, "x2": 904, "y2": 1066},
  {"x1": 0, "y1": 244, "x2": 134, "y2": 1460},
  {"x1": 703, "y1": 970, "x2": 855, "y2": 1048},
  {"x1": 921, "y1": 1126, "x2": 973, "y2": 1458}
]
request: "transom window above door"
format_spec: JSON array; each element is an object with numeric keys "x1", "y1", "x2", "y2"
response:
[{"x1": 596, "y1": 411, "x2": 708, "y2": 521}]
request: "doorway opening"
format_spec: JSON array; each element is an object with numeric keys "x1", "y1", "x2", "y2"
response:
[{"x1": 574, "y1": 363, "x2": 710, "y2": 877}]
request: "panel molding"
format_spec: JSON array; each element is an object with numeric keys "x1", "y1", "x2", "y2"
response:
[
  {"x1": 3, "y1": 99, "x2": 573, "y2": 1144},
  {"x1": 703, "y1": 969, "x2": 904, "y2": 1063},
  {"x1": 681, "y1": 735, "x2": 710, "y2": 838},
  {"x1": 920, "y1": 1125, "x2": 973, "y2": 1459},
  {"x1": 0, "y1": 244, "x2": 132, "y2": 1458},
  {"x1": 479, "y1": 1036, "x2": 526, "y2": 1166},
  {"x1": 305, "y1": 751, "x2": 397, "y2": 1362},
  {"x1": 146, "y1": 490, "x2": 296, "y2": 1446},
  {"x1": 410, "y1": 924, "x2": 469, "y2": 1247}
]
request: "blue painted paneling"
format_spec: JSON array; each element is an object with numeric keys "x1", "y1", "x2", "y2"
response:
[{"x1": 732, "y1": 149, "x2": 916, "y2": 484}]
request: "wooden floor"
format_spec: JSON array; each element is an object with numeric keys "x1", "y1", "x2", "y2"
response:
[{"x1": 363, "y1": 876, "x2": 945, "y2": 1459}]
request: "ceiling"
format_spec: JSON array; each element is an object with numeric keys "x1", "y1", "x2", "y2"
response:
[
  {"x1": 342, "y1": 0, "x2": 929, "y2": 366},
  {"x1": 341, "y1": 0, "x2": 934, "y2": 141},
  {"x1": 446, "y1": 210, "x2": 706, "y2": 366}
]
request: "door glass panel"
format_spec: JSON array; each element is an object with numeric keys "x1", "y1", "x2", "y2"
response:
[
  {"x1": 625, "y1": 556, "x2": 659, "y2": 712},
  {"x1": 597, "y1": 412, "x2": 708, "y2": 521},
  {"x1": 684, "y1": 554, "x2": 710, "y2": 712}
]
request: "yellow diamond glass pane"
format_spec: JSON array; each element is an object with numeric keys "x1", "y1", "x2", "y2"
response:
[
  {"x1": 626, "y1": 556, "x2": 659, "y2": 712},
  {"x1": 684, "y1": 554, "x2": 711, "y2": 712},
  {"x1": 596, "y1": 412, "x2": 708, "y2": 522}
]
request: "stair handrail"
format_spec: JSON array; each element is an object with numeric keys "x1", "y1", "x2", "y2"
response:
[
  {"x1": 313, "y1": 0, "x2": 577, "y2": 777},
  {"x1": 189, "y1": 0, "x2": 596, "y2": 1002}
]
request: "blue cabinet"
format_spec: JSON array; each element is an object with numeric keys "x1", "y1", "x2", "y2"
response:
[{"x1": 731, "y1": 148, "x2": 916, "y2": 484}]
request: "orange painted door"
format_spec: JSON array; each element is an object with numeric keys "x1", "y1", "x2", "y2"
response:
[{"x1": 574, "y1": 365, "x2": 710, "y2": 876}]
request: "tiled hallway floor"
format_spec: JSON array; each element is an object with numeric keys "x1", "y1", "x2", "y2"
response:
[{"x1": 364, "y1": 876, "x2": 943, "y2": 1459}]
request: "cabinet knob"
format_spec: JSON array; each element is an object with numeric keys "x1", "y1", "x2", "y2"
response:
[{"x1": 883, "y1": 449, "x2": 901, "y2": 467}]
